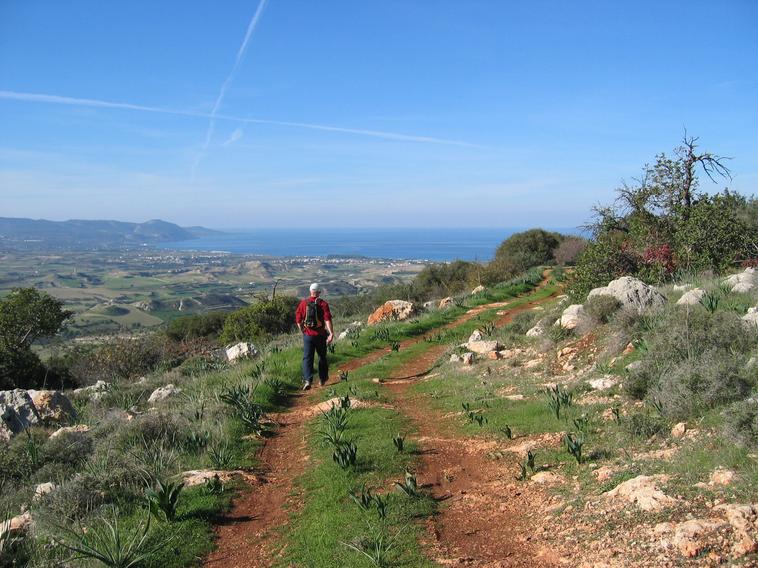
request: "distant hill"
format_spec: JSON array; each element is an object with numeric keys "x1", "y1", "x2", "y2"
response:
[{"x1": 0, "y1": 217, "x2": 223, "y2": 250}]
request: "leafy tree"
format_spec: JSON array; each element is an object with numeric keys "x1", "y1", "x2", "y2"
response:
[
  {"x1": 220, "y1": 296, "x2": 299, "y2": 345},
  {"x1": 0, "y1": 288, "x2": 72, "y2": 389},
  {"x1": 165, "y1": 312, "x2": 229, "y2": 342},
  {"x1": 570, "y1": 134, "x2": 755, "y2": 299},
  {"x1": 486, "y1": 229, "x2": 561, "y2": 282}
]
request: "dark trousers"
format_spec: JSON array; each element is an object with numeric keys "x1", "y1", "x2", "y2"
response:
[{"x1": 302, "y1": 333, "x2": 328, "y2": 384}]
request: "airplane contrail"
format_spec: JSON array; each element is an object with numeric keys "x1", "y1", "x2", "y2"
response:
[
  {"x1": 0, "y1": 89, "x2": 483, "y2": 148},
  {"x1": 192, "y1": 0, "x2": 269, "y2": 180}
]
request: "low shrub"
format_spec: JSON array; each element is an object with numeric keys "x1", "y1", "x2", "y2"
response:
[
  {"x1": 584, "y1": 295, "x2": 621, "y2": 324},
  {"x1": 722, "y1": 399, "x2": 758, "y2": 449}
]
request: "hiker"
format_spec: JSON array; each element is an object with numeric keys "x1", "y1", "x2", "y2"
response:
[{"x1": 295, "y1": 283, "x2": 334, "y2": 390}]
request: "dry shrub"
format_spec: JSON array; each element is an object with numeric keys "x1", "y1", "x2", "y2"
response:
[{"x1": 584, "y1": 295, "x2": 621, "y2": 324}]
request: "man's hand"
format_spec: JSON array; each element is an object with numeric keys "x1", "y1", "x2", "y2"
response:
[{"x1": 326, "y1": 333, "x2": 334, "y2": 345}]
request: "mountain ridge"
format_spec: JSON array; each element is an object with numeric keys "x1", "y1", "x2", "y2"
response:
[{"x1": 0, "y1": 217, "x2": 223, "y2": 250}]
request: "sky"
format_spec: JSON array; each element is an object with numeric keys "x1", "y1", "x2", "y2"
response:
[{"x1": 1, "y1": 0, "x2": 757, "y2": 229}]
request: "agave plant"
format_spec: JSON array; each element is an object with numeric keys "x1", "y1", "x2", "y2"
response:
[
  {"x1": 526, "y1": 450, "x2": 536, "y2": 473},
  {"x1": 392, "y1": 434, "x2": 405, "y2": 453},
  {"x1": 208, "y1": 440, "x2": 235, "y2": 469},
  {"x1": 395, "y1": 471, "x2": 418, "y2": 497},
  {"x1": 341, "y1": 526, "x2": 399, "y2": 568},
  {"x1": 146, "y1": 480, "x2": 184, "y2": 522},
  {"x1": 515, "y1": 461, "x2": 528, "y2": 481},
  {"x1": 321, "y1": 404, "x2": 350, "y2": 432},
  {"x1": 350, "y1": 485, "x2": 374, "y2": 511},
  {"x1": 611, "y1": 403, "x2": 622, "y2": 424},
  {"x1": 333, "y1": 441, "x2": 358, "y2": 469},
  {"x1": 699, "y1": 290, "x2": 721, "y2": 314},
  {"x1": 339, "y1": 370, "x2": 349, "y2": 382},
  {"x1": 372, "y1": 494, "x2": 388, "y2": 520},
  {"x1": 339, "y1": 394, "x2": 351, "y2": 410},
  {"x1": 501, "y1": 424, "x2": 513, "y2": 440},
  {"x1": 572, "y1": 413, "x2": 591, "y2": 434},
  {"x1": 545, "y1": 385, "x2": 573, "y2": 420},
  {"x1": 204, "y1": 474, "x2": 225, "y2": 495},
  {"x1": 390, "y1": 341, "x2": 401, "y2": 352},
  {"x1": 263, "y1": 377, "x2": 287, "y2": 398},
  {"x1": 54, "y1": 506, "x2": 170, "y2": 568},
  {"x1": 564, "y1": 432, "x2": 584, "y2": 464}
]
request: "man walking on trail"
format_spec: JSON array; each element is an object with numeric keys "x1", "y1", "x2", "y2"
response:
[{"x1": 295, "y1": 283, "x2": 334, "y2": 390}]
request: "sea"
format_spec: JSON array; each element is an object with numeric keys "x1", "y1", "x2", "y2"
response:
[{"x1": 158, "y1": 228, "x2": 580, "y2": 262}]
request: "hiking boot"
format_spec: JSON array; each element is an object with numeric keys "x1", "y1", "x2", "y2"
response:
[
  {"x1": 319, "y1": 379, "x2": 327, "y2": 387},
  {"x1": 302, "y1": 382, "x2": 312, "y2": 391}
]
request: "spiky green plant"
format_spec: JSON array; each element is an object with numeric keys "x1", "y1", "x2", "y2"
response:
[
  {"x1": 564, "y1": 432, "x2": 584, "y2": 464},
  {"x1": 392, "y1": 434, "x2": 405, "y2": 453},
  {"x1": 350, "y1": 485, "x2": 374, "y2": 511},
  {"x1": 146, "y1": 480, "x2": 184, "y2": 522},
  {"x1": 341, "y1": 526, "x2": 399, "y2": 568},
  {"x1": 53, "y1": 507, "x2": 170, "y2": 568},
  {"x1": 339, "y1": 394, "x2": 351, "y2": 410},
  {"x1": 390, "y1": 341, "x2": 400, "y2": 352},
  {"x1": 204, "y1": 474, "x2": 224, "y2": 495},
  {"x1": 526, "y1": 450, "x2": 536, "y2": 473},
  {"x1": 515, "y1": 461, "x2": 528, "y2": 481},
  {"x1": 699, "y1": 290, "x2": 721, "y2": 314},
  {"x1": 129, "y1": 437, "x2": 177, "y2": 486},
  {"x1": 545, "y1": 385, "x2": 573, "y2": 420},
  {"x1": 461, "y1": 402, "x2": 471, "y2": 413},
  {"x1": 372, "y1": 494, "x2": 388, "y2": 520},
  {"x1": 339, "y1": 369, "x2": 349, "y2": 382},
  {"x1": 333, "y1": 441, "x2": 358, "y2": 469},
  {"x1": 208, "y1": 441, "x2": 235, "y2": 470},
  {"x1": 321, "y1": 404, "x2": 350, "y2": 432},
  {"x1": 264, "y1": 377, "x2": 287, "y2": 398},
  {"x1": 611, "y1": 404, "x2": 622, "y2": 424},
  {"x1": 573, "y1": 413, "x2": 591, "y2": 433},
  {"x1": 501, "y1": 424, "x2": 513, "y2": 440},
  {"x1": 327, "y1": 343, "x2": 336, "y2": 354},
  {"x1": 395, "y1": 471, "x2": 418, "y2": 497},
  {"x1": 184, "y1": 430, "x2": 211, "y2": 453}
]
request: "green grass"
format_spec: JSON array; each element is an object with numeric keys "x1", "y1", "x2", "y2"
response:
[{"x1": 278, "y1": 407, "x2": 436, "y2": 568}]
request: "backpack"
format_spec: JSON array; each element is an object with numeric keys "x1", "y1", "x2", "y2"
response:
[{"x1": 303, "y1": 299, "x2": 323, "y2": 329}]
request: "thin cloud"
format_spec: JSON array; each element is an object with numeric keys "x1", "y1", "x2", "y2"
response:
[
  {"x1": 0, "y1": 90, "x2": 483, "y2": 148},
  {"x1": 222, "y1": 127, "x2": 244, "y2": 146},
  {"x1": 192, "y1": 0, "x2": 269, "y2": 180}
]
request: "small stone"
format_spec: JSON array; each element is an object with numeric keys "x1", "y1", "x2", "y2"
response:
[
  {"x1": 708, "y1": 468, "x2": 737, "y2": 486},
  {"x1": 622, "y1": 342, "x2": 635, "y2": 356},
  {"x1": 49, "y1": 424, "x2": 90, "y2": 440},
  {"x1": 147, "y1": 384, "x2": 182, "y2": 404},
  {"x1": 461, "y1": 353, "x2": 475, "y2": 365},
  {"x1": 34, "y1": 482, "x2": 57, "y2": 500},
  {"x1": 671, "y1": 422, "x2": 687, "y2": 438},
  {"x1": 486, "y1": 351, "x2": 500, "y2": 360},
  {"x1": 450, "y1": 354, "x2": 461, "y2": 363}
]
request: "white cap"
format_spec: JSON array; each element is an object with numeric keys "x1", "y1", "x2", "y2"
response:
[{"x1": 309, "y1": 283, "x2": 321, "y2": 292}]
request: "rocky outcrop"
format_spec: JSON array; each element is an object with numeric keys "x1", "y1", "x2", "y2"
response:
[
  {"x1": 655, "y1": 519, "x2": 726, "y2": 558},
  {"x1": 471, "y1": 285, "x2": 485, "y2": 295},
  {"x1": 33, "y1": 482, "x2": 57, "y2": 500},
  {"x1": 49, "y1": 424, "x2": 90, "y2": 440},
  {"x1": 468, "y1": 330, "x2": 484, "y2": 343},
  {"x1": 555, "y1": 304, "x2": 590, "y2": 330},
  {"x1": 724, "y1": 268, "x2": 756, "y2": 293},
  {"x1": 588, "y1": 276, "x2": 666, "y2": 314},
  {"x1": 0, "y1": 511, "x2": 32, "y2": 542},
  {"x1": 225, "y1": 342, "x2": 259, "y2": 363},
  {"x1": 0, "y1": 390, "x2": 41, "y2": 440},
  {"x1": 742, "y1": 307, "x2": 758, "y2": 327},
  {"x1": 367, "y1": 300, "x2": 416, "y2": 325},
  {"x1": 465, "y1": 340, "x2": 501, "y2": 355},
  {"x1": 604, "y1": 474, "x2": 675, "y2": 512},
  {"x1": 27, "y1": 390, "x2": 76, "y2": 424},
  {"x1": 526, "y1": 320, "x2": 548, "y2": 337},
  {"x1": 587, "y1": 376, "x2": 619, "y2": 391},
  {"x1": 73, "y1": 380, "x2": 110, "y2": 401},
  {"x1": 148, "y1": 384, "x2": 182, "y2": 404},
  {"x1": 438, "y1": 297, "x2": 454, "y2": 309},
  {"x1": 675, "y1": 287, "x2": 706, "y2": 306}
]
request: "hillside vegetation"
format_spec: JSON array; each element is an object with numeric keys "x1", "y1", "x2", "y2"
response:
[{"x1": 1, "y1": 137, "x2": 756, "y2": 567}]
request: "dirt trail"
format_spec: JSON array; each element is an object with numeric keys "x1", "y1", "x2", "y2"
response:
[
  {"x1": 206, "y1": 278, "x2": 559, "y2": 567},
  {"x1": 383, "y1": 299, "x2": 561, "y2": 567}
]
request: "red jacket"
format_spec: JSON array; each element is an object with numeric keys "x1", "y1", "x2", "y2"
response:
[{"x1": 295, "y1": 297, "x2": 332, "y2": 336}]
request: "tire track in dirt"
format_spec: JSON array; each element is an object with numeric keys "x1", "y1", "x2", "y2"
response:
[
  {"x1": 205, "y1": 277, "x2": 559, "y2": 567},
  {"x1": 381, "y1": 287, "x2": 563, "y2": 567}
]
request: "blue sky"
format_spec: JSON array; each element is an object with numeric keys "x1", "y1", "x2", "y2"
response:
[{"x1": 1, "y1": 0, "x2": 757, "y2": 229}]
